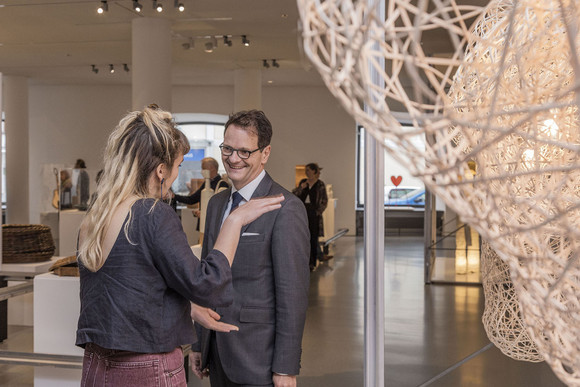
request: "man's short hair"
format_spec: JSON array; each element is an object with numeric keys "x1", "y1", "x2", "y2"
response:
[
  {"x1": 224, "y1": 110, "x2": 272, "y2": 149},
  {"x1": 201, "y1": 157, "x2": 219, "y2": 171}
]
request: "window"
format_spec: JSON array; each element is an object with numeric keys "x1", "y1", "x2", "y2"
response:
[
  {"x1": 172, "y1": 113, "x2": 228, "y2": 196},
  {"x1": 356, "y1": 125, "x2": 425, "y2": 208}
]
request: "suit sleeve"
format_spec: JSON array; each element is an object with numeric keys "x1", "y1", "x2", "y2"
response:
[{"x1": 271, "y1": 194, "x2": 310, "y2": 375}]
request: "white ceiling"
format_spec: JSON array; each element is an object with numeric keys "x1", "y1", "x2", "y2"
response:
[{"x1": 0, "y1": 0, "x2": 323, "y2": 86}]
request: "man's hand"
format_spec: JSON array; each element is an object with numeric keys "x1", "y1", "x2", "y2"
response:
[
  {"x1": 191, "y1": 303, "x2": 239, "y2": 332},
  {"x1": 190, "y1": 352, "x2": 209, "y2": 379},
  {"x1": 273, "y1": 373, "x2": 296, "y2": 387}
]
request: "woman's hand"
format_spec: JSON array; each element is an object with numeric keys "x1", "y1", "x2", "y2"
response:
[
  {"x1": 228, "y1": 194, "x2": 284, "y2": 226},
  {"x1": 191, "y1": 303, "x2": 239, "y2": 332},
  {"x1": 214, "y1": 194, "x2": 284, "y2": 265}
]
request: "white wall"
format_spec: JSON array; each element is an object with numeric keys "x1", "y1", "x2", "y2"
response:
[
  {"x1": 28, "y1": 85, "x2": 131, "y2": 223},
  {"x1": 26, "y1": 83, "x2": 357, "y2": 234},
  {"x1": 263, "y1": 86, "x2": 356, "y2": 234}
]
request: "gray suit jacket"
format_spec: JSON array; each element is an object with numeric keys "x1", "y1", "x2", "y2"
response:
[{"x1": 193, "y1": 172, "x2": 310, "y2": 385}]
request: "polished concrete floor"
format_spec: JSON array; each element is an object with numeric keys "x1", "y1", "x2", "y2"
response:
[{"x1": 0, "y1": 236, "x2": 565, "y2": 386}]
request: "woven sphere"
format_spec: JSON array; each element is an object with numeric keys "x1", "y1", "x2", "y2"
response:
[
  {"x1": 481, "y1": 240, "x2": 543, "y2": 362},
  {"x1": 448, "y1": 0, "x2": 580, "y2": 383},
  {"x1": 299, "y1": 0, "x2": 580, "y2": 384}
]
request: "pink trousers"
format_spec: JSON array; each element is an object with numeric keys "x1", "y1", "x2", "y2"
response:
[{"x1": 81, "y1": 343, "x2": 186, "y2": 387}]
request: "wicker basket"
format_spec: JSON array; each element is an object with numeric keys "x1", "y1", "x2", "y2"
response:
[{"x1": 2, "y1": 224, "x2": 56, "y2": 263}]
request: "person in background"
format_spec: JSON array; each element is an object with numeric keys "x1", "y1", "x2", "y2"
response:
[
  {"x1": 191, "y1": 110, "x2": 310, "y2": 387},
  {"x1": 75, "y1": 105, "x2": 283, "y2": 386},
  {"x1": 173, "y1": 157, "x2": 229, "y2": 206},
  {"x1": 171, "y1": 157, "x2": 229, "y2": 222},
  {"x1": 293, "y1": 163, "x2": 328, "y2": 271}
]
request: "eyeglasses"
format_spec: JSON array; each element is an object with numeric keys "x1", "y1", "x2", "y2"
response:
[{"x1": 219, "y1": 144, "x2": 263, "y2": 159}]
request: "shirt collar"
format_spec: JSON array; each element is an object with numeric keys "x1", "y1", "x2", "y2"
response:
[{"x1": 231, "y1": 170, "x2": 266, "y2": 203}]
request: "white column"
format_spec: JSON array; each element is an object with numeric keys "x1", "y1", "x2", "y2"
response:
[
  {"x1": 3, "y1": 75, "x2": 30, "y2": 224},
  {"x1": 234, "y1": 69, "x2": 262, "y2": 111},
  {"x1": 132, "y1": 18, "x2": 172, "y2": 111},
  {"x1": 364, "y1": 1, "x2": 385, "y2": 386}
]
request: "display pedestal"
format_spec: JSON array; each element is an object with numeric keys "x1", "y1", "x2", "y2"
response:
[
  {"x1": 321, "y1": 198, "x2": 338, "y2": 256},
  {"x1": 180, "y1": 207, "x2": 200, "y2": 246},
  {"x1": 33, "y1": 272, "x2": 82, "y2": 386},
  {"x1": 0, "y1": 259, "x2": 59, "y2": 341}
]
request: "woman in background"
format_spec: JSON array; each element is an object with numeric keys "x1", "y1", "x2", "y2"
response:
[
  {"x1": 76, "y1": 105, "x2": 283, "y2": 386},
  {"x1": 293, "y1": 162, "x2": 328, "y2": 271}
]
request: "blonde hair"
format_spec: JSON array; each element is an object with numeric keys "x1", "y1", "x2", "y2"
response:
[{"x1": 78, "y1": 105, "x2": 190, "y2": 272}]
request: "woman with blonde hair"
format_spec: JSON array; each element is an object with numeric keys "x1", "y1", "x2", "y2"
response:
[{"x1": 76, "y1": 105, "x2": 283, "y2": 386}]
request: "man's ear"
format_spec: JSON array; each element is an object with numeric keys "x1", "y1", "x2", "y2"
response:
[{"x1": 261, "y1": 145, "x2": 271, "y2": 165}]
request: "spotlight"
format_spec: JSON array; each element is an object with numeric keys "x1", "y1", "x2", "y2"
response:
[
  {"x1": 174, "y1": 0, "x2": 184, "y2": 11},
  {"x1": 262, "y1": 59, "x2": 270, "y2": 69},
  {"x1": 204, "y1": 36, "x2": 217, "y2": 53},
  {"x1": 133, "y1": 0, "x2": 142, "y2": 12},
  {"x1": 123, "y1": 63, "x2": 130, "y2": 72},
  {"x1": 153, "y1": 0, "x2": 163, "y2": 12},
  {"x1": 242, "y1": 35, "x2": 250, "y2": 47},
  {"x1": 223, "y1": 35, "x2": 232, "y2": 47},
  {"x1": 182, "y1": 38, "x2": 194, "y2": 50},
  {"x1": 91, "y1": 65, "x2": 99, "y2": 74},
  {"x1": 272, "y1": 59, "x2": 280, "y2": 68},
  {"x1": 97, "y1": 0, "x2": 108, "y2": 14},
  {"x1": 109, "y1": 64, "x2": 115, "y2": 74}
]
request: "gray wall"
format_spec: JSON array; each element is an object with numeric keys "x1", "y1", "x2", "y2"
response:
[{"x1": 27, "y1": 83, "x2": 357, "y2": 234}]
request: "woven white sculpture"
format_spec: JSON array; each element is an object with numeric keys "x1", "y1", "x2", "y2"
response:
[
  {"x1": 481, "y1": 240, "x2": 543, "y2": 362},
  {"x1": 298, "y1": 0, "x2": 580, "y2": 384}
]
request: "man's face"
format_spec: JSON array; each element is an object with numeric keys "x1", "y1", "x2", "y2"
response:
[{"x1": 222, "y1": 124, "x2": 270, "y2": 190}]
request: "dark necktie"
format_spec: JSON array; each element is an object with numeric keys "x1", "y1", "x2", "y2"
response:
[{"x1": 230, "y1": 191, "x2": 243, "y2": 212}]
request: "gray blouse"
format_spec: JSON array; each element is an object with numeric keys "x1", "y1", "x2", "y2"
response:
[{"x1": 76, "y1": 198, "x2": 233, "y2": 353}]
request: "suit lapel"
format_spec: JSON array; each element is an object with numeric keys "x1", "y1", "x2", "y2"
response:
[
  {"x1": 212, "y1": 188, "x2": 231, "y2": 241},
  {"x1": 240, "y1": 172, "x2": 274, "y2": 234}
]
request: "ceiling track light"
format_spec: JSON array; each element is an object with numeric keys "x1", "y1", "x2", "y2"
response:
[
  {"x1": 109, "y1": 64, "x2": 115, "y2": 74},
  {"x1": 174, "y1": 0, "x2": 184, "y2": 11},
  {"x1": 133, "y1": 0, "x2": 142, "y2": 12},
  {"x1": 272, "y1": 59, "x2": 280, "y2": 68},
  {"x1": 204, "y1": 36, "x2": 218, "y2": 53},
  {"x1": 223, "y1": 35, "x2": 232, "y2": 47},
  {"x1": 182, "y1": 38, "x2": 194, "y2": 50},
  {"x1": 91, "y1": 65, "x2": 99, "y2": 74},
  {"x1": 123, "y1": 63, "x2": 130, "y2": 72},
  {"x1": 242, "y1": 35, "x2": 250, "y2": 47},
  {"x1": 262, "y1": 59, "x2": 270, "y2": 69},
  {"x1": 97, "y1": 0, "x2": 108, "y2": 14},
  {"x1": 153, "y1": 0, "x2": 163, "y2": 12}
]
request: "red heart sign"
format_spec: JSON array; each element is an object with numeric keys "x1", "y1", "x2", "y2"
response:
[{"x1": 391, "y1": 176, "x2": 402, "y2": 186}]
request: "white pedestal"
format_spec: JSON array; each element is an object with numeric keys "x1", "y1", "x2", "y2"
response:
[
  {"x1": 58, "y1": 210, "x2": 85, "y2": 256},
  {"x1": 321, "y1": 198, "x2": 338, "y2": 256},
  {"x1": 181, "y1": 207, "x2": 200, "y2": 246},
  {"x1": 1, "y1": 258, "x2": 58, "y2": 326},
  {"x1": 33, "y1": 272, "x2": 82, "y2": 386}
]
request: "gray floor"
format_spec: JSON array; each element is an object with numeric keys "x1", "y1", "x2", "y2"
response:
[{"x1": 0, "y1": 236, "x2": 565, "y2": 386}]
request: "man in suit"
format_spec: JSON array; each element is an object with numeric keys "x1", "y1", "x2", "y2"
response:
[{"x1": 191, "y1": 110, "x2": 310, "y2": 387}]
